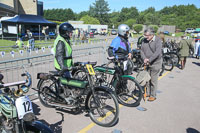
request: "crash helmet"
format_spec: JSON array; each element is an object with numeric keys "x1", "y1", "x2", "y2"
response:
[
  {"x1": 59, "y1": 22, "x2": 75, "y2": 40},
  {"x1": 118, "y1": 24, "x2": 130, "y2": 39}
]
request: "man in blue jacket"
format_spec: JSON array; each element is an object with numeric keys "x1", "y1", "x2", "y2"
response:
[
  {"x1": 108, "y1": 24, "x2": 132, "y2": 74},
  {"x1": 108, "y1": 24, "x2": 132, "y2": 59}
]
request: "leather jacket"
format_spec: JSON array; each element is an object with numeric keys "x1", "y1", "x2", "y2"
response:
[{"x1": 55, "y1": 40, "x2": 71, "y2": 69}]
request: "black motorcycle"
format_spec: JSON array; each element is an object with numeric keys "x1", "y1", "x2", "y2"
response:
[{"x1": 36, "y1": 62, "x2": 119, "y2": 127}]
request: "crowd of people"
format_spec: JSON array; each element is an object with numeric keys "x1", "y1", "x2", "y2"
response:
[{"x1": 51, "y1": 22, "x2": 200, "y2": 102}]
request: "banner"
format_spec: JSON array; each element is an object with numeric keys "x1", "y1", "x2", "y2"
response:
[
  {"x1": 19, "y1": 50, "x2": 24, "y2": 56},
  {"x1": 1, "y1": 51, "x2": 5, "y2": 58},
  {"x1": 42, "y1": 47, "x2": 45, "y2": 53},
  {"x1": 35, "y1": 48, "x2": 39, "y2": 54},
  {"x1": 27, "y1": 49, "x2": 31, "y2": 55},
  {"x1": 10, "y1": 51, "x2": 15, "y2": 58}
]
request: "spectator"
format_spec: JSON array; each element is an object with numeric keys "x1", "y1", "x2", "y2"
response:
[
  {"x1": 194, "y1": 33, "x2": 200, "y2": 59},
  {"x1": 26, "y1": 29, "x2": 34, "y2": 50},
  {"x1": 137, "y1": 35, "x2": 144, "y2": 49},
  {"x1": 53, "y1": 22, "x2": 75, "y2": 78},
  {"x1": 140, "y1": 27, "x2": 163, "y2": 102},
  {"x1": 108, "y1": 24, "x2": 133, "y2": 75},
  {"x1": 178, "y1": 35, "x2": 193, "y2": 69},
  {"x1": 15, "y1": 37, "x2": 24, "y2": 48},
  {"x1": 45, "y1": 26, "x2": 50, "y2": 42}
]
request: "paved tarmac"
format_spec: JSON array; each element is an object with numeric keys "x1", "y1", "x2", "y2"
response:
[
  {"x1": 32, "y1": 57, "x2": 200, "y2": 133},
  {"x1": 1, "y1": 35, "x2": 199, "y2": 133}
]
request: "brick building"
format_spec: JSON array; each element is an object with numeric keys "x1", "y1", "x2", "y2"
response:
[{"x1": 0, "y1": 0, "x2": 43, "y2": 18}]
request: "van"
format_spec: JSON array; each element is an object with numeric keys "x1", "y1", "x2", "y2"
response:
[{"x1": 185, "y1": 28, "x2": 194, "y2": 33}]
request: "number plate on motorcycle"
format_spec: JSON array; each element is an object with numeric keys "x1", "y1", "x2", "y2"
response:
[
  {"x1": 15, "y1": 96, "x2": 33, "y2": 119},
  {"x1": 86, "y1": 64, "x2": 95, "y2": 75}
]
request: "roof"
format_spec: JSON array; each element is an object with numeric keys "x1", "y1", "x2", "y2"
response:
[{"x1": 1, "y1": 14, "x2": 57, "y2": 25}]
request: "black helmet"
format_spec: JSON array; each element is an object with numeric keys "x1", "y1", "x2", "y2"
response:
[{"x1": 59, "y1": 22, "x2": 75, "y2": 39}]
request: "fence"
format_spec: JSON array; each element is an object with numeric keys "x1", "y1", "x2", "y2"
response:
[
  {"x1": 0, "y1": 42, "x2": 110, "y2": 99},
  {"x1": 0, "y1": 37, "x2": 137, "y2": 98}
]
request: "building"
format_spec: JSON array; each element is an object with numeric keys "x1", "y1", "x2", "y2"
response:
[
  {"x1": 0, "y1": 0, "x2": 43, "y2": 18},
  {"x1": 68, "y1": 20, "x2": 108, "y2": 34}
]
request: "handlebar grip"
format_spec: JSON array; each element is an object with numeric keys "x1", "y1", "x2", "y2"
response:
[
  {"x1": 21, "y1": 73, "x2": 26, "y2": 77},
  {"x1": 0, "y1": 84, "x2": 4, "y2": 88}
]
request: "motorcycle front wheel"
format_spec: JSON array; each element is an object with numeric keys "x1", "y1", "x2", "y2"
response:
[{"x1": 86, "y1": 87, "x2": 119, "y2": 127}]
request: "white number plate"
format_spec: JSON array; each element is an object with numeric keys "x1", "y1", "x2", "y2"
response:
[
  {"x1": 123, "y1": 60, "x2": 128, "y2": 71},
  {"x1": 163, "y1": 48, "x2": 169, "y2": 53},
  {"x1": 15, "y1": 96, "x2": 33, "y2": 119}
]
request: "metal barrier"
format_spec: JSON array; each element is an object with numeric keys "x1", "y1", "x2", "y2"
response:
[
  {"x1": 0, "y1": 37, "x2": 137, "y2": 100},
  {"x1": 0, "y1": 45, "x2": 108, "y2": 99}
]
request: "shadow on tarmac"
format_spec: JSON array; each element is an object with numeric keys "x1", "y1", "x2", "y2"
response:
[
  {"x1": 32, "y1": 103, "x2": 64, "y2": 133},
  {"x1": 186, "y1": 127, "x2": 200, "y2": 133},
  {"x1": 192, "y1": 62, "x2": 200, "y2": 67},
  {"x1": 39, "y1": 112, "x2": 64, "y2": 133},
  {"x1": 32, "y1": 102, "x2": 41, "y2": 115}
]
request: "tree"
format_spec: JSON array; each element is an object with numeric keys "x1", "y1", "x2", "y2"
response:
[
  {"x1": 136, "y1": 13, "x2": 146, "y2": 24},
  {"x1": 80, "y1": 15, "x2": 100, "y2": 24},
  {"x1": 124, "y1": 19, "x2": 136, "y2": 29},
  {"x1": 109, "y1": 11, "x2": 120, "y2": 28},
  {"x1": 133, "y1": 24, "x2": 143, "y2": 34},
  {"x1": 118, "y1": 7, "x2": 139, "y2": 22},
  {"x1": 75, "y1": 11, "x2": 89, "y2": 20},
  {"x1": 43, "y1": 8, "x2": 75, "y2": 21},
  {"x1": 89, "y1": 0, "x2": 110, "y2": 24},
  {"x1": 149, "y1": 25, "x2": 159, "y2": 33}
]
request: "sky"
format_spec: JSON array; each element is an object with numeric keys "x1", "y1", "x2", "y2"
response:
[{"x1": 39, "y1": 0, "x2": 200, "y2": 13}]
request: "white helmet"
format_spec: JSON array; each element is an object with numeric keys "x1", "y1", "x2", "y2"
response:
[
  {"x1": 118, "y1": 24, "x2": 130, "y2": 38},
  {"x1": 197, "y1": 33, "x2": 200, "y2": 37}
]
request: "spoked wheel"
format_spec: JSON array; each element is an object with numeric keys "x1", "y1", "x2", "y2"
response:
[
  {"x1": 163, "y1": 55, "x2": 174, "y2": 71},
  {"x1": 37, "y1": 79, "x2": 58, "y2": 108},
  {"x1": 114, "y1": 77, "x2": 143, "y2": 107},
  {"x1": 72, "y1": 69, "x2": 87, "y2": 80},
  {"x1": 87, "y1": 88, "x2": 119, "y2": 127},
  {"x1": 169, "y1": 52, "x2": 180, "y2": 66}
]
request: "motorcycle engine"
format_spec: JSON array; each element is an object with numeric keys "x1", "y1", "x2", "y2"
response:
[{"x1": 1, "y1": 119, "x2": 14, "y2": 132}]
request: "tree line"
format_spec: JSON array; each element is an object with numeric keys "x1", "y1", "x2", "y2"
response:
[{"x1": 43, "y1": 0, "x2": 200, "y2": 30}]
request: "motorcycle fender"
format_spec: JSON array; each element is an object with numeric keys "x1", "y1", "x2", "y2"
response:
[
  {"x1": 25, "y1": 120, "x2": 53, "y2": 133},
  {"x1": 121, "y1": 75, "x2": 135, "y2": 80}
]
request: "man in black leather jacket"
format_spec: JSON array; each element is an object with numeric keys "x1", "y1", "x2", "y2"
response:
[{"x1": 53, "y1": 22, "x2": 74, "y2": 78}]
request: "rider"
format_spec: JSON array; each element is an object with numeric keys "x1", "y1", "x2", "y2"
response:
[
  {"x1": 108, "y1": 24, "x2": 133, "y2": 74},
  {"x1": 137, "y1": 35, "x2": 145, "y2": 49},
  {"x1": 54, "y1": 22, "x2": 75, "y2": 77}
]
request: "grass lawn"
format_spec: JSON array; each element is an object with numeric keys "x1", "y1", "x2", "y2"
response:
[{"x1": 0, "y1": 39, "x2": 54, "y2": 52}]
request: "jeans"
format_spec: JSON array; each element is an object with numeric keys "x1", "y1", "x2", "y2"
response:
[
  {"x1": 28, "y1": 39, "x2": 35, "y2": 51},
  {"x1": 63, "y1": 71, "x2": 71, "y2": 78}
]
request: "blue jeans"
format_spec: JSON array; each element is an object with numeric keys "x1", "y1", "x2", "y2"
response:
[
  {"x1": 29, "y1": 39, "x2": 35, "y2": 50},
  {"x1": 63, "y1": 71, "x2": 71, "y2": 78}
]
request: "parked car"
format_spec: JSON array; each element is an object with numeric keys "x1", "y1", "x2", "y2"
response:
[
  {"x1": 90, "y1": 29, "x2": 98, "y2": 35},
  {"x1": 163, "y1": 31, "x2": 169, "y2": 35},
  {"x1": 100, "y1": 28, "x2": 107, "y2": 35},
  {"x1": 89, "y1": 32, "x2": 94, "y2": 38},
  {"x1": 191, "y1": 31, "x2": 200, "y2": 38},
  {"x1": 185, "y1": 28, "x2": 195, "y2": 33},
  {"x1": 111, "y1": 29, "x2": 117, "y2": 35}
]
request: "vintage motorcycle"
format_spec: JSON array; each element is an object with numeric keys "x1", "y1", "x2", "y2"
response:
[
  {"x1": 36, "y1": 62, "x2": 119, "y2": 127},
  {"x1": 0, "y1": 72, "x2": 53, "y2": 133}
]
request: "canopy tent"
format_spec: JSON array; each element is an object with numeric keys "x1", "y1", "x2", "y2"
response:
[
  {"x1": 1, "y1": 14, "x2": 57, "y2": 25},
  {"x1": 1, "y1": 14, "x2": 57, "y2": 40}
]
